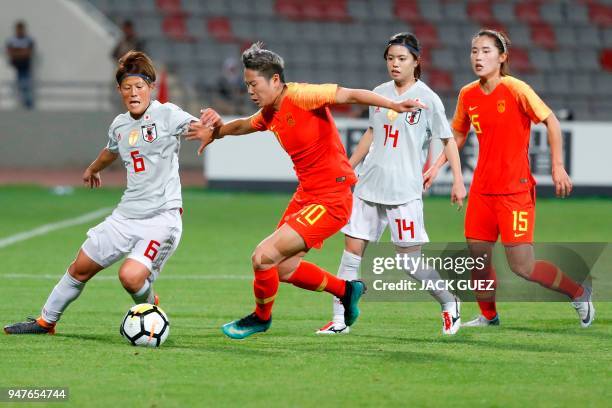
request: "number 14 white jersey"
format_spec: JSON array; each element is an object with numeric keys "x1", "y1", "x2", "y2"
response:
[
  {"x1": 106, "y1": 100, "x2": 197, "y2": 219},
  {"x1": 354, "y1": 80, "x2": 452, "y2": 205}
]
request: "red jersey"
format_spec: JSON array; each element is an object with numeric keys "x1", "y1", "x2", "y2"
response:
[
  {"x1": 452, "y1": 76, "x2": 552, "y2": 194},
  {"x1": 250, "y1": 83, "x2": 357, "y2": 194}
]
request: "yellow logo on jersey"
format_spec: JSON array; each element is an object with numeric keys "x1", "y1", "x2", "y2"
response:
[
  {"x1": 128, "y1": 129, "x2": 139, "y2": 146},
  {"x1": 387, "y1": 109, "x2": 399, "y2": 121},
  {"x1": 497, "y1": 100, "x2": 506, "y2": 113}
]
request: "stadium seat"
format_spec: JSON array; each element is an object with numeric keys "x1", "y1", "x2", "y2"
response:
[
  {"x1": 411, "y1": 22, "x2": 440, "y2": 48},
  {"x1": 442, "y1": 1, "x2": 470, "y2": 22},
  {"x1": 587, "y1": 3, "x2": 612, "y2": 27},
  {"x1": 394, "y1": 0, "x2": 424, "y2": 24},
  {"x1": 162, "y1": 15, "x2": 192, "y2": 41},
  {"x1": 157, "y1": 0, "x2": 183, "y2": 15},
  {"x1": 553, "y1": 26, "x2": 577, "y2": 49},
  {"x1": 570, "y1": 73, "x2": 595, "y2": 96},
  {"x1": 600, "y1": 48, "x2": 612, "y2": 71},
  {"x1": 575, "y1": 26, "x2": 602, "y2": 48},
  {"x1": 540, "y1": 1, "x2": 564, "y2": 24},
  {"x1": 530, "y1": 23, "x2": 557, "y2": 50},
  {"x1": 529, "y1": 49, "x2": 553, "y2": 72},
  {"x1": 604, "y1": 28, "x2": 612, "y2": 46},
  {"x1": 427, "y1": 68, "x2": 454, "y2": 92},
  {"x1": 347, "y1": 0, "x2": 370, "y2": 20},
  {"x1": 552, "y1": 49, "x2": 577, "y2": 71},
  {"x1": 207, "y1": 17, "x2": 235, "y2": 42},
  {"x1": 275, "y1": 0, "x2": 302, "y2": 20},
  {"x1": 467, "y1": 0, "x2": 498, "y2": 26},
  {"x1": 432, "y1": 48, "x2": 459, "y2": 70},
  {"x1": 515, "y1": 1, "x2": 543, "y2": 24},
  {"x1": 419, "y1": 0, "x2": 443, "y2": 22},
  {"x1": 492, "y1": 1, "x2": 517, "y2": 24},
  {"x1": 509, "y1": 47, "x2": 533, "y2": 73}
]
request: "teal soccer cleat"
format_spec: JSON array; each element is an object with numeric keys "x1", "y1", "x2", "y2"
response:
[
  {"x1": 221, "y1": 313, "x2": 271, "y2": 339},
  {"x1": 341, "y1": 280, "x2": 367, "y2": 327}
]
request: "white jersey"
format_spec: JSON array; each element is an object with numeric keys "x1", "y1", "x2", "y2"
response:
[
  {"x1": 354, "y1": 80, "x2": 452, "y2": 205},
  {"x1": 106, "y1": 100, "x2": 197, "y2": 219}
]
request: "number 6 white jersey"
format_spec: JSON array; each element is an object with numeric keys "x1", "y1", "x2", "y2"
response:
[
  {"x1": 106, "y1": 100, "x2": 197, "y2": 219},
  {"x1": 354, "y1": 80, "x2": 453, "y2": 205}
]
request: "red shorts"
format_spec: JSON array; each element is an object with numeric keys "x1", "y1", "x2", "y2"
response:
[
  {"x1": 464, "y1": 188, "x2": 536, "y2": 244},
  {"x1": 278, "y1": 188, "x2": 352, "y2": 249}
]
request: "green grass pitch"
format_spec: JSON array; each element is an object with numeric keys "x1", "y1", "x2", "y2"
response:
[{"x1": 1, "y1": 186, "x2": 610, "y2": 407}]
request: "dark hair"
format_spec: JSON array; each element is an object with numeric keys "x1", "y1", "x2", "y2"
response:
[
  {"x1": 383, "y1": 32, "x2": 421, "y2": 79},
  {"x1": 241, "y1": 42, "x2": 285, "y2": 82},
  {"x1": 473, "y1": 29, "x2": 511, "y2": 76},
  {"x1": 115, "y1": 50, "x2": 156, "y2": 85}
]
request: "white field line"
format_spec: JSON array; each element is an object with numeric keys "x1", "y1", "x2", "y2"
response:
[
  {"x1": 0, "y1": 274, "x2": 251, "y2": 281},
  {"x1": 0, "y1": 207, "x2": 113, "y2": 249}
]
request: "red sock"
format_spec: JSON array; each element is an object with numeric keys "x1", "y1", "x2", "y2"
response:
[
  {"x1": 529, "y1": 260, "x2": 584, "y2": 300},
  {"x1": 287, "y1": 261, "x2": 346, "y2": 298},
  {"x1": 253, "y1": 266, "x2": 279, "y2": 321},
  {"x1": 472, "y1": 264, "x2": 498, "y2": 320}
]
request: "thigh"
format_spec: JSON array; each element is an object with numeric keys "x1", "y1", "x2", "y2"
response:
[
  {"x1": 81, "y1": 213, "x2": 132, "y2": 268},
  {"x1": 465, "y1": 192, "x2": 499, "y2": 242},
  {"x1": 496, "y1": 190, "x2": 535, "y2": 245},
  {"x1": 386, "y1": 199, "x2": 429, "y2": 247},
  {"x1": 341, "y1": 196, "x2": 387, "y2": 243},
  {"x1": 128, "y1": 210, "x2": 183, "y2": 283}
]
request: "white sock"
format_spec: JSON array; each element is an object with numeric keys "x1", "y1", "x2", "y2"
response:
[
  {"x1": 401, "y1": 250, "x2": 456, "y2": 306},
  {"x1": 131, "y1": 279, "x2": 155, "y2": 304},
  {"x1": 41, "y1": 272, "x2": 86, "y2": 324},
  {"x1": 332, "y1": 250, "x2": 362, "y2": 324}
]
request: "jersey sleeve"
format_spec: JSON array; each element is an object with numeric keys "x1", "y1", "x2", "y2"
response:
[
  {"x1": 508, "y1": 79, "x2": 552, "y2": 123},
  {"x1": 451, "y1": 87, "x2": 471, "y2": 134},
  {"x1": 286, "y1": 83, "x2": 338, "y2": 110},
  {"x1": 105, "y1": 117, "x2": 120, "y2": 153},
  {"x1": 166, "y1": 103, "x2": 198, "y2": 137},
  {"x1": 249, "y1": 109, "x2": 268, "y2": 131},
  {"x1": 430, "y1": 94, "x2": 452, "y2": 139}
]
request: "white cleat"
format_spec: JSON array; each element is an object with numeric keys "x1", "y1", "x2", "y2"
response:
[
  {"x1": 316, "y1": 321, "x2": 350, "y2": 335},
  {"x1": 572, "y1": 286, "x2": 595, "y2": 328},
  {"x1": 462, "y1": 314, "x2": 500, "y2": 327},
  {"x1": 441, "y1": 298, "x2": 461, "y2": 335}
]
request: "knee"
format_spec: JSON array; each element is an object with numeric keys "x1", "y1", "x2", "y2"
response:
[
  {"x1": 276, "y1": 264, "x2": 294, "y2": 282},
  {"x1": 251, "y1": 246, "x2": 277, "y2": 271},
  {"x1": 509, "y1": 261, "x2": 534, "y2": 279},
  {"x1": 68, "y1": 261, "x2": 94, "y2": 282},
  {"x1": 118, "y1": 267, "x2": 145, "y2": 293}
]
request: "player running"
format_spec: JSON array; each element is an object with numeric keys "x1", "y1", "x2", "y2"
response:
[
  {"x1": 4, "y1": 51, "x2": 197, "y2": 335},
  {"x1": 424, "y1": 29, "x2": 594, "y2": 328},
  {"x1": 316, "y1": 32, "x2": 466, "y2": 336},
  {"x1": 186, "y1": 42, "x2": 426, "y2": 339}
]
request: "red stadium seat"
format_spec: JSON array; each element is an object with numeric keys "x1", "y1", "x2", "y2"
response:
[
  {"x1": 530, "y1": 23, "x2": 557, "y2": 50},
  {"x1": 515, "y1": 1, "x2": 543, "y2": 24},
  {"x1": 157, "y1": 0, "x2": 182, "y2": 15},
  {"x1": 588, "y1": 3, "x2": 612, "y2": 27},
  {"x1": 467, "y1": 0, "x2": 496, "y2": 25},
  {"x1": 325, "y1": 0, "x2": 349, "y2": 21},
  {"x1": 600, "y1": 49, "x2": 612, "y2": 71},
  {"x1": 162, "y1": 15, "x2": 192, "y2": 41},
  {"x1": 509, "y1": 47, "x2": 533, "y2": 73},
  {"x1": 412, "y1": 23, "x2": 440, "y2": 48},
  {"x1": 428, "y1": 68, "x2": 453, "y2": 93},
  {"x1": 207, "y1": 17, "x2": 235, "y2": 42},
  {"x1": 394, "y1": 0, "x2": 423, "y2": 24},
  {"x1": 275, "y1": 0, "x2": 302, "y2": 20}
]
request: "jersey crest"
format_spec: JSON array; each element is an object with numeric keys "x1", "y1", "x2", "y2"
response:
[
  {"x1": 405, "y1": 109, "x2": 422, "y2": 125},
  {"x1": 497, "y1": 99, "x2": 506, "y2": 113},
  {"x1": 141, "y1": 124, "x2": 158, "y2": 143}
]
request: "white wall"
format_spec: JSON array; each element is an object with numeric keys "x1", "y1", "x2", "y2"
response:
[{"x1": 0, "y1": 0, "x2": 116, "y2": 83}]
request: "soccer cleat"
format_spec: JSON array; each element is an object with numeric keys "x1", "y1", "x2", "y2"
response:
[
  {"x1": 571, "y1": 286, "x2": 595, "y2": 328},
  {"x1": 4, "y1": 317, "x2": 55, "y2": 335},
  {"x1": 441, "y1": 298, "x2": 461, "y2": 335},
  {"x1": 462, "y1": 314, "x2": 500, "y2": 327},
  {"x1": 316, "y1": 321, "x2": 350, "y2": 335},
  {"x1": 340, "y1": 280, "x2": 366, "y2": 327},
  {"x1": 221, "y1": 313, "x2": 271, "y2": 340}
]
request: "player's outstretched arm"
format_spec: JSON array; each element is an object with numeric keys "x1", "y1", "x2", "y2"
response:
[
  {"x1": 335, "y1": 87, "x2": 427, "y2": 112},
  {"x1": 543, "y1": 113, "x2": 572, "y2": 198},
  {"x1": 83, "y1": 148, "x2": 118, "y2": 189},
  {"x1": 186, "y1": 108, "x2": 257, "y2": 155},
  {"x1": 424, "y1": 129, "x2": 468, "y2": 191},
  {"x1": 348, "y1": 127, "x2": 373, "y2": 168}
]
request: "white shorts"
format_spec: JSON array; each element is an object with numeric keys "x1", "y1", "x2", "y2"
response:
[
  {"x1": 341, "y1": 196, "x2": 429, "y2": 247},
  {"x1": 81, "y1": 209, "x2": 182, "y2": 282}
]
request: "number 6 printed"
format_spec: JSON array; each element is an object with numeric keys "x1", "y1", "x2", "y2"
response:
[{"x1": 130, "y1": 150, "x2": 145, "y2": 173}]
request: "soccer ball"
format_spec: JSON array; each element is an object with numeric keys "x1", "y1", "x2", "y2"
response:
[{"x1": 120, "y1": 303, "x2": 170, "y2": 347}]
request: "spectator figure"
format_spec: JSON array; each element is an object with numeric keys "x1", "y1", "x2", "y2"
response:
[
  {"x1": 112, "y1": 20, "x2": 146, "y2": 61},
  {"x1": 6, "y1": 20, "x2": 35, "y2": 109}
]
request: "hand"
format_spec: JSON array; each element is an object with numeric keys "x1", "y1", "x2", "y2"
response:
[
  {"x1": 185, "y1": 121, "x2": 216, "y2": 155},
  {"x1": 451, "y1": 181, "x2": 466, "y2": 210},
  {"x1": 423, "y1": 165, "x2": 440, "y2": 191},
  {"x1": 200, "y1": 108, "x2": 223, "y2": 128},
  {"x1": 392, "y1": 99, "x2": 427, "y2": 113},
  {"x1": 83, "y1": 167, "x2": 101, "y2": 189},
  {"x1": 552, "y1": 164, "x2": 572, "y2": 198}
]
